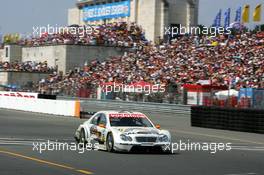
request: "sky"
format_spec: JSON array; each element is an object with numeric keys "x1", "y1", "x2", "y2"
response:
[{"x1": 0, "y1": 0, "x2": 263, "y2": 35}]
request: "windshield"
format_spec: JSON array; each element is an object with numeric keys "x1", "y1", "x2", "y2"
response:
[{"x1": 109, "y1": 115, "x2": 153, "y2": 127}]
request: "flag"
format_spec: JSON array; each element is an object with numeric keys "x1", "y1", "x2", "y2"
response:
[
  {"x1": 224, "y1": 8, "x2": 231, "y2": 28},
  {"x1": 213, "y1": 9, "x2": 222, "y2": 27},
  {"x1": 235, "y1": 7, "x2": 242, "y2": 22},
  {"x1": 242, "y1": 5, "x2": 250, "y2": 23},
  {"x1": 253, "y1": 4, "x2": 262, "y2": 22}
]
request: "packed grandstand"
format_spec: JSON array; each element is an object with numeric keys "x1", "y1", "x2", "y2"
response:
[
  {"x1": 1, "y1": 22, "x2": 264, "y2": 101},
  {"x1": 34, "y1": 23, "x2": 263, "y2": 94}
]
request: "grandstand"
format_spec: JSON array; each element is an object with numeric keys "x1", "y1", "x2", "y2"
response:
[
  {"x1": 36, "y1": 30, "x2": 264, "y2": 105},
  {"x1": 0, "y1": 22, "x2": 263, "y2": 103}
]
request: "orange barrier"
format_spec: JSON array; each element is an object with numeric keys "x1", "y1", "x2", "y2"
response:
[{"x1": 74, "y1": 100, "x2": 81, "y2": 118}]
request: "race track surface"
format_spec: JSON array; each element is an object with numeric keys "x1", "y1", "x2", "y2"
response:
[{"x1": 0, "y1": 109, "x2": 263, "y2": 175}]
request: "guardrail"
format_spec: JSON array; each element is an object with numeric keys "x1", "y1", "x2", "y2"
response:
[{"x1": 58, "y1": 96, "x2": 191, "y2": 116}]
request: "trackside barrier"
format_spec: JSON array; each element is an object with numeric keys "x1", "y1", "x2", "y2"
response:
[
  {"x1": 191, "y1": 106, "x2": 264, "y2": 134},
  {"x1": 74, "y1": 100, "x2": 81, "y2": 118},
  {"x1": 58, "y1": 96, "x2": 191, "y2": 116},
  {"x1": 0, "y1": 95, "x2": 80, "y2": 117}
]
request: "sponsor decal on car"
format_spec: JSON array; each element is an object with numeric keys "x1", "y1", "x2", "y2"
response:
[{"x1": 109, "y1": 113, "x2": 146, "y2": 118}]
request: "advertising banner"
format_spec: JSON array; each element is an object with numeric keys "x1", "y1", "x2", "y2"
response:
[
  {"x1": 252, "y1": 89, "x2": 264, "y2": 109},
  {"x1": 0, "y1": 91, "x2": 38, "y2": 99},
  {"x1": 83, "y1": 0, "x2": 130, "y2": 21}
]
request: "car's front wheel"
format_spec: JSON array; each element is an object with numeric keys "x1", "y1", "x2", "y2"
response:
[{"x1": 106, "y1": 133, "x2": 114, "y2": 152}]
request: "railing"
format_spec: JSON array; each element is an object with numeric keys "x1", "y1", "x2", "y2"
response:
[{"x1": 58, "y1": 96, "x2": 191, "y2": 116}]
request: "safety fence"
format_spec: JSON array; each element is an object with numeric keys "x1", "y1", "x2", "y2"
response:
[
  {"x1": 58, "y1": 96, "x2": 191, "y2": 116},
  {"x1": 191, "y1": 106, "x2": 264, "y2": 134},
  {"x1": 50, "y1": 86, "x2": 264, "y2": 110}
]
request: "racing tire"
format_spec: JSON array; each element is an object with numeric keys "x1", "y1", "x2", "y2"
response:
[
  {"x1": 79, "y1": 129, "x2": 87, "y2": 147},
  {"x1": 106, "y1": 133, "x2": 115, "y2": 152}
]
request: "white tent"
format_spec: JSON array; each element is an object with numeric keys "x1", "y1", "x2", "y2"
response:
[{"x1": 215, "y1": 89, "x2": 239, "y2": 99}]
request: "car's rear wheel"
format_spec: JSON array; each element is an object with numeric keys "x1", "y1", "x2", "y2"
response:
[
  {"x1": 106, "y1": 133, "x2": 114, "y2": 152},
  {"x1": 79, "y1": 129, "x2": 87, "y2": 146}
]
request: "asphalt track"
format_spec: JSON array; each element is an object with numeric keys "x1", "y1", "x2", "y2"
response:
[{"x1": 0, "y1": 109, "x2": 263, "y2": 175}]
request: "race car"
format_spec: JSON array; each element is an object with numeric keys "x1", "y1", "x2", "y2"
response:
[{"x1": 74, "y1": 110, "x2": 172, "y2": 153}]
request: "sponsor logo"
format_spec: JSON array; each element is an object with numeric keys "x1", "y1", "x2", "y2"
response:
[
  {"x1": 109, "y1": 113, "x2": 146, "y2": 118},
  {"x1": 0, "y1": 91, "x2": 37, "y2": 98}
]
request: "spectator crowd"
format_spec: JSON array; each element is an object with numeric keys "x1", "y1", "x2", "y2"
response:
[
  {"x1": 0, "y1": 61, "x2": 56, "y2": 73},
  {"x1": 1, "y1": 22, "x2": 263, "y2": 97},
  {"x1": 37, "y1": 30, "x2": 264, "y2": 96}
]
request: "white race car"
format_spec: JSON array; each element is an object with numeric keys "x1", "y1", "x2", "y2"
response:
[{"x1": 74, "y1": 110, "x2": 172, "y2": 153}]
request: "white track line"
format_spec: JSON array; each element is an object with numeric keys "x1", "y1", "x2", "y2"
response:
[{"x1": 224, "y1": 173, "x2": 257, "y2": 175}]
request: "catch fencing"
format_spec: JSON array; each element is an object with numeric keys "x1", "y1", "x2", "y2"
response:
[{"x1": 58, "y1": 96, "x2": 191, "y2": 116}]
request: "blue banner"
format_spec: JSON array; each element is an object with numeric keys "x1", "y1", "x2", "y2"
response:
[
  {"x1": 224, "y1": 8, "x2": 231, "y2": 28},
  {"x1": 234, "y1": 7, "x2": 242, "y2": 22},
  {"x1": 212, "y1": 9, "x2": 222, "y2": 27},
  {"x1": 83, "y1": 0, "x2": 130, "y2": 21}
]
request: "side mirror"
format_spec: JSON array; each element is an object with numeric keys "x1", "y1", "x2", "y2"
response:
[
  {"x1": 155, "y1": 124, "x2": 161, "y2": 129},
  {"x1": 99, "y1": 124, "x2": 106, "y2": 128}
]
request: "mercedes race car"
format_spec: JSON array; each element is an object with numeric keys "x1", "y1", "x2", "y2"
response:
[{"x1": 74, "y1": 111, "x2": 172, "y2": 153}]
